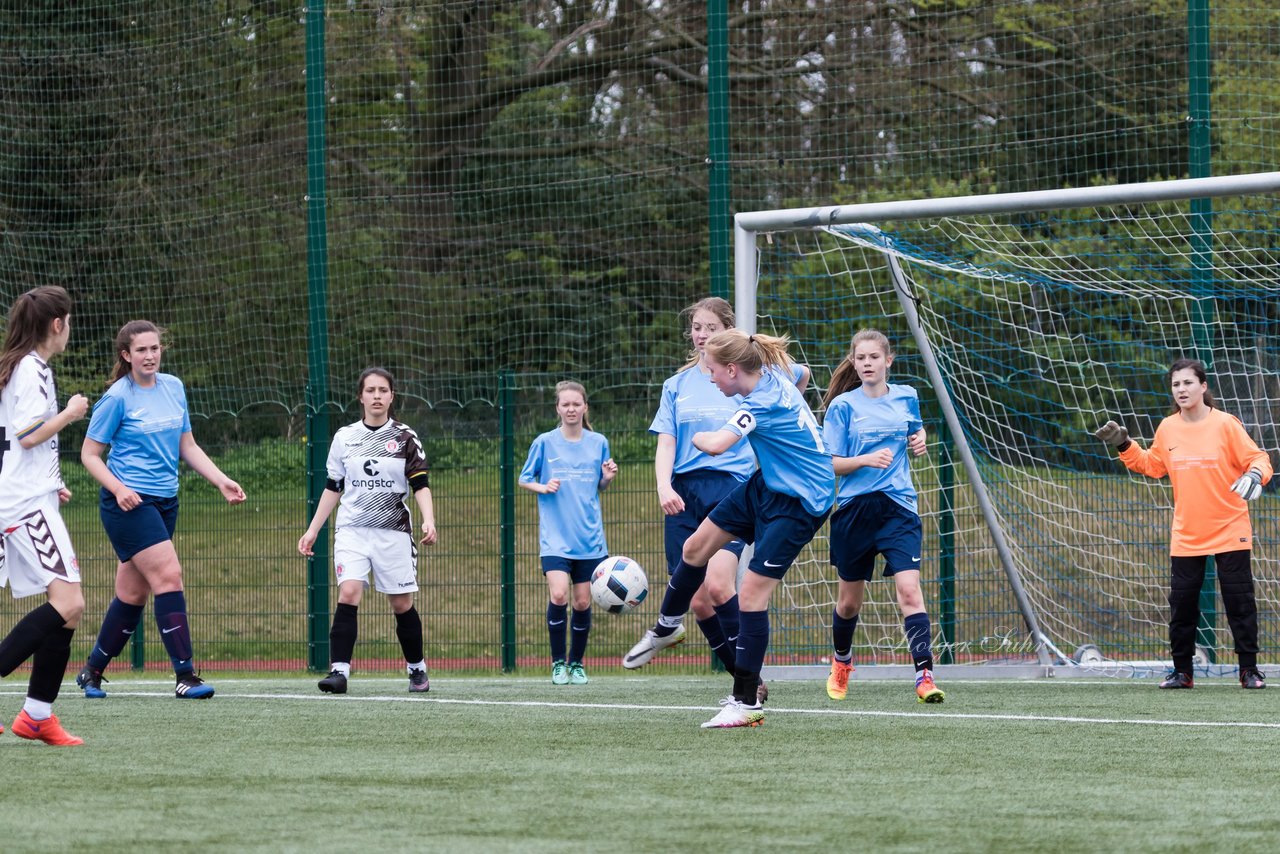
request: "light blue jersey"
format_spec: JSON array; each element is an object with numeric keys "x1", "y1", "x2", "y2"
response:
[
  {"x1": 86, "y1": 373, "x2": 192, "y2": 498},
  {"x1": 650, "y1": 366, "x2": 755, "y2": 480},
  {"x1": 520, "y1": 428, "x2": 611, "y2": 559},
  {"x1": 722, "y1": 368, "x2": 834, "y2": 516},
  {"x1": 822, "y1": 384, "x2": 923, "y2": 513}
]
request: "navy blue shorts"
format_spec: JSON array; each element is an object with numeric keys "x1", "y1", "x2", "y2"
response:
[
  {"x1": 99, "y1": 488, "x2": 179, "y2": 562},
  {"x1": 708, "y1": 470, "x2": 829, "y2": 580},
  {"x1": 664, "y1": 470, "x2": 746, "y2": 574},
  {"x1": 540, "y1": 556, "x2": 604, "y2": 586},
  {"x1": 828, "y1": 492, "x2": 923, "y2": 582}
]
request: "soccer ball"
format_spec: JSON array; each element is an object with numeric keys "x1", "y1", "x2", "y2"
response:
[{"x1": 590, "y1": 556, "x2": 649, "y2": 614}]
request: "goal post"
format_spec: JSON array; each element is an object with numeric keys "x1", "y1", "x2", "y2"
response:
[{"x1": 736, "y1": 171, "x2": 1280, "y2": 678}]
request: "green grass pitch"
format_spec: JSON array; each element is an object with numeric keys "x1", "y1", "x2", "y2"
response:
[{"x1": 0, "y1": 674, "x2": 1273, "y2": 852}]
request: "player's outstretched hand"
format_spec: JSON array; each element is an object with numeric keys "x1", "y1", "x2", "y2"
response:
[
  {"x1": 1231, "y1": 469, "x2": 1264, "y2": 501},
  {"x1": 1094, "y1": 420, "x2": 1129, "y2": 447}
]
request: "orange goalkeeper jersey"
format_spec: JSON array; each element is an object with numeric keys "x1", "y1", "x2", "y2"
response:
[{"x1": 1118, "y1": 408, "x2": 1272, "y2": 556}]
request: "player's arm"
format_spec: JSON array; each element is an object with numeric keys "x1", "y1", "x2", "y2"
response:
[
  {"x1": 401, "y1": 432, "x2": 437, "y2": 543},
  {"x1": 907, "y1": 428, "x2": 927, "y2": 457},
  {"x1": 821, "y1": 400, "x2": 885, "y2": 474},
  {"x1": 831, "y1": 450, "x2": 894, "y2": 475},
  {"x1": 81, "y1": 436, "x2": 142, "y2": 510},
  {"x1": 17, "y1": 394, "x2": 89, "y2": 448},
  {"x1": 906, "y1": 392, "x2": 926, "y2": 457},
  {"x1": 1225, "y1": 418, "x2": 1273, "y2": 500},
  {"x1": 518, "y1": 439, "x2": 557, "y2": 494},
  {"x1": 655, "y1": 433, "x2": 683, "y2": 515},
  {"x1": 692, "y1": 428, "x2": 741, "y2": 456},
  {"x1": 1095, "y1": 419, "x2": 1165, "y2": 478},
  {"x1": 793, "y1": 363, "x2": 811, "y2": 393},
  {"x1": 298, "y1": 486, "x2": 342, "y2": 555},
  {"x1": 596, "y1": 437, "x2": 618, "y2": 491},
  {"x1": 598, "y1": 458, "x2": 618, "y2": 491},
  {"x1": 697, "y1": 407, "x2": 756, "y2": 456},
  {"x1": 179, "y1": 432, "x2": 246, "y2": 504},
  {"x1": 518, "y1": 475, "x2": 560, "y2": 495},
  {"x1": 412, "y1": 478, "x2": 437, "y2": 545}
]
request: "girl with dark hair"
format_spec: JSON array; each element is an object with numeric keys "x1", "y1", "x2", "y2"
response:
[
  {"x1": 76, "y1": 320, "x2": 245, "y2": 700},
  {"x1": 298, "y1": 368, "x2": 437, "y2": 694},
  {"x1": 0, "y1": 286, "x2": 89, "y2": 744},
  {"x1": 1096, "y1": 358, "x2": 1272, "y2": 689}
]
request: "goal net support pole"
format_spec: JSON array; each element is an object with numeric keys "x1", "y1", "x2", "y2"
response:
[{"x1": 884, "y1": 242, "x2": 1059, "y2": 666}]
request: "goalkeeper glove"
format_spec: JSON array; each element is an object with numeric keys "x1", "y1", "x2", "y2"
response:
[
  {"x1": 1231, "y1": 469, "x2": 1264, "y2": 501},
  {"x1": 1094, "y1": 420, "x2": 1131, "y2": 451}
]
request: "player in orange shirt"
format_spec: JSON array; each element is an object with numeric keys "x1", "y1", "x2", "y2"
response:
[{"x1": 1096, "y1": 358, "x2": 1272, "y2": 690}]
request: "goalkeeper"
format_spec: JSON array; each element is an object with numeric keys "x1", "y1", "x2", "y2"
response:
[{"x1": 1096, "y1": 358, "x2": 1272, "y2": 690}]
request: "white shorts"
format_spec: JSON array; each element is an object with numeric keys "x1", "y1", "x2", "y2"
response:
[
  {"x1": 333, "y1": 527, "x2": 418, "y2": 594},
  {"x1": 0, "y1": 494, "x2": 80, "y2": 599}
]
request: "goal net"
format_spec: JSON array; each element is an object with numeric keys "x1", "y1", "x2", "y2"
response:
[{"x1": 738, "y1": 174, "x2": 1280, "y2": 673}]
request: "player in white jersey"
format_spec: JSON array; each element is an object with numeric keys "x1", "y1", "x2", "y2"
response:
[
  {"x1": 299, "y1": 368, "x2": 438, "y2": 694},
  {"x1": 0, "y1": 286, "x2": 89, "y2": 745}
]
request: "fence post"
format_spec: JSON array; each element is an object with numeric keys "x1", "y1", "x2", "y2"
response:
[
  {"x1": 500, "y1": 370, "x2": 517, "y2": 671},
  {"x1": 706, "y1": 0, "x2": 730, "y2": 300},
  {"x1": 303, "y1": 0, "x2": 331, "y2": 672},
  {"x1": 1187, "y1": 0, "x2": 1217, "y2": 664}
]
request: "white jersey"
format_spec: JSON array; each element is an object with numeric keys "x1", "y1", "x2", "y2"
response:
[
  {"x1": 327, "y1": 418, "x2": 430, "y2": 534},
  {"x1": 0, "y1": 352, "x2": 64, "y2": 514}
]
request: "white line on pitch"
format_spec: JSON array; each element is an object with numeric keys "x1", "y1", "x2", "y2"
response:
[{"x1": 62, "y1": 689, "x2": 1280, "y2": 730}]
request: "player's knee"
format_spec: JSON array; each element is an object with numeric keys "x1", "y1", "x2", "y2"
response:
[
  {"x1": 55, "y1": 598, "x2": 85, "y2": 628},
  {"x1": 47, "y1": 582, "x2": 85, "y2": 627},
  {"x1": 701, "y1": 575, "x2": 736, "y2": 604},
  {"x1": 680, "y1": 544, "x2": 712, "y2": 566},
  {"x1": 690, "y1": 580, "x2": 721, "y2": 618},
  {"x1": 897, "y1": 586, "x2": 925, "y2": 611}
]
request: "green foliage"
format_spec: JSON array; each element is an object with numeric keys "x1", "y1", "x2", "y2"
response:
[{"x1": 184, "y1": 437, "x2": 306, "y2": 492}]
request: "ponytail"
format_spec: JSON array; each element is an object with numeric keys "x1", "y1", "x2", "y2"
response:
[
  {"x1": 0, "y1": 286, "x2": 72, "y2": 391},
  {"x1": 704, "y1": 329, "x2": 793, "y2": 375}
]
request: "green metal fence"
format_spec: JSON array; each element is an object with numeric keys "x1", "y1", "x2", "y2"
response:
[{"x1": 1, "y1": 2, "x2": 1278, "y2": 672}]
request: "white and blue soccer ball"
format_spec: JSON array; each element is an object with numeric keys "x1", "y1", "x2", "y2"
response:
[{"x1": 590, "y1": 556, "x2": 649, "y2": 614}]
